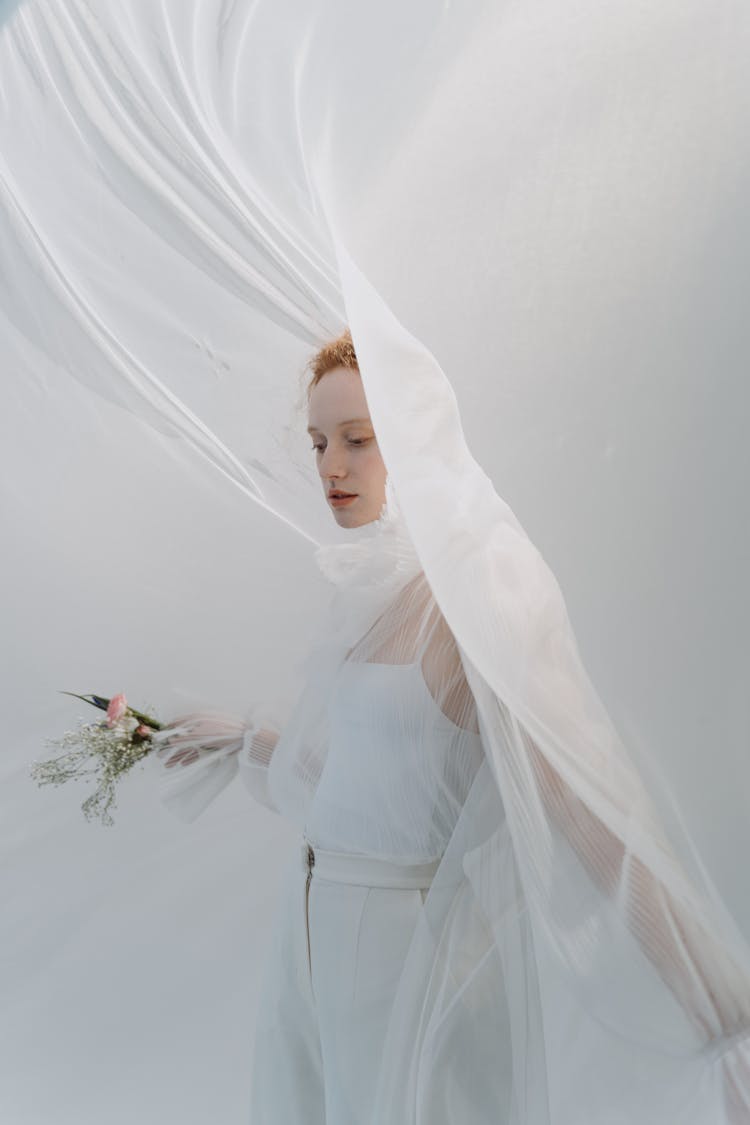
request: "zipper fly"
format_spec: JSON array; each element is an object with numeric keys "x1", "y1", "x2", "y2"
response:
[{"x1": 305, "y1": 843, "x2": 315, "y2": 979}]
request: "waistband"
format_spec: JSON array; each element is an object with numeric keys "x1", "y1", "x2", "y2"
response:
[{"x1": 301, "y1": 838, "x2": 441, "y2": 889}]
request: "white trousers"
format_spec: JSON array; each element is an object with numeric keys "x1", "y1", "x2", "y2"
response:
[{"x1": 249, "y1": 839, "x2": 440, "y2": 1125}]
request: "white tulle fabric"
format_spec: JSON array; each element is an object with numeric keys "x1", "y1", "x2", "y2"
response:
[
  {"x1": 3, "y1": 0, "x2": 750, "y2": 1121},
  {"x1": 157, "y1": 466, "x2": 750, "y2": 1122}
]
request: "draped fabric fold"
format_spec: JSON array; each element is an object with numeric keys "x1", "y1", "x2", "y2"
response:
[{"x1": 333, "y1": 248, "x2": 750, "y2": 1120}]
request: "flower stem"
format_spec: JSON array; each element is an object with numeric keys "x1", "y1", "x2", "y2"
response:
[{"x1": 59, "y1": 692, "x2": 163, "y2": 731}]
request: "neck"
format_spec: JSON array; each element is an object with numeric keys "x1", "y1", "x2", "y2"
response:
[{"x1": 314, "y1": 474, "x2": 422, "y2": 593}]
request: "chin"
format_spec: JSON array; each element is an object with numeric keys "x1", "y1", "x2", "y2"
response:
[
  {"x1": 334, "y1": 510, "x2": 364, "y2": 528},
  {"x1": 331, "y1": 504, "x2": 376, "y2": 529}
]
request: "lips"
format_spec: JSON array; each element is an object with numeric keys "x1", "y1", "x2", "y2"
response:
[{"x1": 329, "y1": 492, "x2": 358, "y2": 507}]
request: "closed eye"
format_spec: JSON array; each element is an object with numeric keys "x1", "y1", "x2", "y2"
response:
[{"x1": 311, "y1": 438, "x2": 369, "y2": 452}]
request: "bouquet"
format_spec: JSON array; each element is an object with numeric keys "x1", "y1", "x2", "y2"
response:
[{"x1": 30, "y1": 692, "x2": 163, "y2": 826}]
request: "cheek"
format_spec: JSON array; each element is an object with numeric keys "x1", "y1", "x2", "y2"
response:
[{"x1": 361, "y1": 445, "x2": 386, "y2": 480}]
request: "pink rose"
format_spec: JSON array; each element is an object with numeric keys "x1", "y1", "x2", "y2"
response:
[
  {"x1": 135, "y1": 724, "x2": 152, "y2": 738},
  {"x1": 106, "y1": 693, "x2": 128, "y2": 727}
]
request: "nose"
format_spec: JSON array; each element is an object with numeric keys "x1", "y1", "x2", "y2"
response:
[{"x1": 318, "y1": 444, "x2": 348, "y2": 480}]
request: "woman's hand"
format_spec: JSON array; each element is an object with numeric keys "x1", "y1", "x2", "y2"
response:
[{"x1": 155, "y1": 712, "x2": 246, "y2": 768}]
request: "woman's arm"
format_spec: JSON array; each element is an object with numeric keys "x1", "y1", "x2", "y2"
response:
[
  {"x1": 523, "y1": 728, "x2": 750, "y2": 1049},
  {"x1": 519, "y1": 721, "x2": 750, "y2": 1122},
  {"x1": 153, "y1": 709, "x2": 282, "y2": 821}
]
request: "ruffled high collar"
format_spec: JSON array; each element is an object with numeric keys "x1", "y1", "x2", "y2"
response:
[{"x1": 313, "y1": 474, "x2": 422, "y2": 593}]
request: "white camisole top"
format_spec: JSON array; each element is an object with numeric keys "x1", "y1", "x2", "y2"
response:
[{"x1": 303, "y1": 659, "x2": 485, "y2": 863}]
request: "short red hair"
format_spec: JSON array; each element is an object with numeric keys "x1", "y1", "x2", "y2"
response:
[{"x1": 305, "y1": 328, "x2": 358, "y2": 399}]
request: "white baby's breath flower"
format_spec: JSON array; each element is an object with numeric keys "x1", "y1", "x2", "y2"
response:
[{"x1": 31, "y1": 695, "x2": 162, "y2": 826}]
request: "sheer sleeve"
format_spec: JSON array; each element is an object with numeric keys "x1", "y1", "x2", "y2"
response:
[
  {"x1": 151, "y1": 705, "x2": 282, "y2": 823},
  {"x1": 237, "y1": 721, "x2": 281, "y2": 813},
  {"x1": 522, "y1": 723, "x2": 750, "y2": 1052}
]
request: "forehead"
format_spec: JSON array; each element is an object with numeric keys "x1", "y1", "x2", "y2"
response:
[{"x1": 306, "y1": 367, "x2": 372, "y2": 432}]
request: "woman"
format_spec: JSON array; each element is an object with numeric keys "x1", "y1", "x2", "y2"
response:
[
  {"x1": 154, "y1": 328, "x2": 750, "y2": 1124},
  {"x1": 155, "y1": 327, "x2": 494, "y2": 1121},
  {"x1": 2, "y1": 2, "x2": 748, "y2": 1118}
]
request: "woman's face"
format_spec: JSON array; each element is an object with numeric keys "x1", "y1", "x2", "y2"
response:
[{"x1": 307, "y1": 365, "x2": 387, "y2": 528}]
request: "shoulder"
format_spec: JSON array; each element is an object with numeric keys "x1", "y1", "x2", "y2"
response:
[{"x1": 419, "y1": 595, "x2": 481, "y2": 735}]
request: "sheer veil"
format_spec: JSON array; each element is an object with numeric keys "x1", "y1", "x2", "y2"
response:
[{"x1": 2, "y1": 1, "x2": 750, "y2": 1122}]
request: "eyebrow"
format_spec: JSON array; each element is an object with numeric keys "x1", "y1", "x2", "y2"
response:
[{"x1": 306, "y1": 417, "x2": 372, "y2": 433}]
